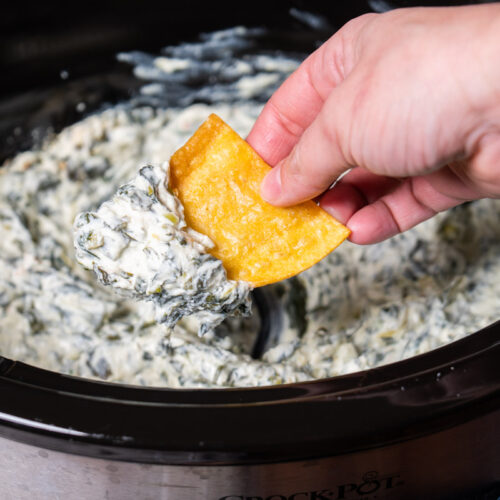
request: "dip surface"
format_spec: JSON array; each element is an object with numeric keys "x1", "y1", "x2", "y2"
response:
[
  {"x1": 0, "y1": 103, "x2": 499, "y2": 387},
  {"x1": 74, "y1": 163, "x2": 251, "y2": 334}
]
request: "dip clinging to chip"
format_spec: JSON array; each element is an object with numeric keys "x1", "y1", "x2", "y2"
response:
[
  {"x1": 169, "y1": 114, "x2": 350, "y2": 287},
  {"x1": 73, "y1": 113, "x2": 349, "y2": 334}
]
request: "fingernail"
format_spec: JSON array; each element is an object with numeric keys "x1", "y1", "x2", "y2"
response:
[{"x1": 260, "y1": 163, "x2": 282, "y2": 203}]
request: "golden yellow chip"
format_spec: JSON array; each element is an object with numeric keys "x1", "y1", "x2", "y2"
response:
[{"x1": 169, "y1": 114, "x2": 350, "y2": 287}]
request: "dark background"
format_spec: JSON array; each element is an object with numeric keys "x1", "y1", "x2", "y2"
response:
[
  {"x1": 0, "y1": 0, "x2": 491, "y2": 161},
  {"x1": 0, "y1": 0, "x2": 491, "y2": 95}
]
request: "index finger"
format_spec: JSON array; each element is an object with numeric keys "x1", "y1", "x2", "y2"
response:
[{"x1": 246, "y1": 14, "x2": 375, "y2": 166}]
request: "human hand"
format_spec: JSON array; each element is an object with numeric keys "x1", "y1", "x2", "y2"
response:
[{"x1": 247, "y1": 4, "x2": 500, "y2": 244}]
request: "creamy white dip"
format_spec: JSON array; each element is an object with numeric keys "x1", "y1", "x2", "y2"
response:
[
  {"x1": 0, "y1": 27, "x2": 499, "y2": 388},
  {"x1": 0, "y1": 102, "x2": 499, "y2": 388},
  {"x1": 73, "y1": 163, "x2": 251, "y2": 334}
]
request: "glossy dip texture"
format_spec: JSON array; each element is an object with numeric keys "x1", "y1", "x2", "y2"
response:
[
  {"x1": 0, "y1": 26, "x2": 499, "y2": 388},
  {"x1": 0, "y1": 100, "x2": 499, "y2": 388},
  {"x1": 73, "y1": 163, "x2": 251, "y2": 334}
]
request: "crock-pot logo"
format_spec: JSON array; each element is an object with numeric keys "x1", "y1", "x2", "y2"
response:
[{"x1": 218, "y1": 470, "x2": 403, "y2": 500}]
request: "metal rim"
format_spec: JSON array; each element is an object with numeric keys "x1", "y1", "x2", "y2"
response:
[
  {"x1": 0, "y1": 321, "x2": 499, "y2": 465},
  {"x1": 0, "y1": 5, "x2": 499, "y2": 465}
]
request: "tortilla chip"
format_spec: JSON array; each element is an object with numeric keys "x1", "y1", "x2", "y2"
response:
[{"x1": 169, "y1": 114, "x2": 350, "y2": 287}]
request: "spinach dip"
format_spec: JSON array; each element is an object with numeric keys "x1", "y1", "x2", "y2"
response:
[
  {"x1": 0, "y1": 27, "x2": 499, "y2": 388},
  {"x1": 73, "y1": 163, "x2": 251, "y2": 334},
  {"x1": 0, "y1": 102, "x2": 499, "y2": 388}
]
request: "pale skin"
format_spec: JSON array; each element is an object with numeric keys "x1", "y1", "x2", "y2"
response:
[{"x1": 247, "y1": 4, "x2": 500, "y2": 244}]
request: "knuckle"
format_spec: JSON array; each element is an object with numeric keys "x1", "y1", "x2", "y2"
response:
[
  {"x1": 317, "y1": 106, "x2": 340, "y2": 153},
  {"x1": 283, "y1": 146, "x2": 327, "y2": 197},
  {"x1": 268, "y1": 101, "x2": 305, "y2": 140},
  {"x1": 469, "y1": 134, "x2": 500, "y2": 196}
]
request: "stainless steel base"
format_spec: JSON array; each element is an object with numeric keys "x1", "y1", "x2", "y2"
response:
[{"x1": 1, "y1": 411, "x2": 498, "y2": 500}]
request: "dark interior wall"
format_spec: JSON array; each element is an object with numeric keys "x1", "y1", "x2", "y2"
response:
[
  {"x1": 0, "y1": 0, "x2": 490, "y2": 160},
  {"x1": 0, "y1": 0, "x2": 488, "y2": 95}
]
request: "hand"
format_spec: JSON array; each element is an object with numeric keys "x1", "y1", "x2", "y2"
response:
[{"x1": 247, "y1": 4, "x2": 500, "y2": 244}]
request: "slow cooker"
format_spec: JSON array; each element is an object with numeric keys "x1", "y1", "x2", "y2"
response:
[{"x1": 0, "y1": 2, "x2": 499, "y2": 499}]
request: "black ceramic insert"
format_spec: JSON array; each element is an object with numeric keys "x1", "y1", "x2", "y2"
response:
[{"x1": 0, "y1": 0, "x2": 498, "y2": 467}]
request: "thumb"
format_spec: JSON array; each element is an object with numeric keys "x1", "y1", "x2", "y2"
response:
[{"x1": 260, "y1": 89, "x2": 353, "y2": 206}]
